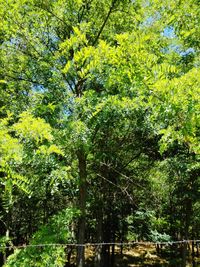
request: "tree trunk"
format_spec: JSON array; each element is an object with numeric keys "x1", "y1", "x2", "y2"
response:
[
  {"x1": 192, "y1": 241, "x2": 195, "y2": 267},
  {"x1": 181, "y1": 242, "x2": 187, "y2": 267},
  {"x1": 101, "y1": 219, "x2": 111, "y2": 267},
  {"x1": 76, "y1": 149, "x2": 87, "y2": 267},
  {"x1": 3, "y1": 229, "x2": 9, "y2": 265},
  {"x1": 94, "y1": 208, "x2": 103, "y2": 267},
  {"x1": 196, "y1": 242, "x2": 199, "y2": 257},
  {"x1": 102, "y1": 244, "x2": 110, "y2": 267},
  {"x1": 156, "y1": 244, "x2": 160, "y2": 254},
  {"x1": 181, "y1": 199, "x2": 192, "y2": 267},
  {"x1": 110, "y1": 243, "x2": 115, "y2": 267}
]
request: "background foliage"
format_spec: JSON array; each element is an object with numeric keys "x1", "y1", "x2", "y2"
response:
[{"x1": 0, "y1": 0, "x2": 199, "y2": 266}]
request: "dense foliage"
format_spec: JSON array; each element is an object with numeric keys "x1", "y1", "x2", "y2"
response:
[{"x1": 0, "y1": 0, "x2": 199, "y2": 266}]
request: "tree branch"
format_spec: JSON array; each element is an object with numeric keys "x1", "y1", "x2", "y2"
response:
[
  {"x1": 92, "y1": 0, "x2": 118, "y2": 46},
  {"x1": 97, "y1": 173, "x2": 137, "y2": 207},
  {"x1": 4, "y1": 73, "x2": 45, "y2": 87}
]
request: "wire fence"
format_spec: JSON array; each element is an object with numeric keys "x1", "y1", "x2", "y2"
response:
[{"x1": 1, "y1": 240, "x2": 200, "y2": 249}]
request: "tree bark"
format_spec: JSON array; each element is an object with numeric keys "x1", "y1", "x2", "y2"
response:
[
  {"x1": 181, "y1": 242, "x2": 187, "y2": 267},
  {"x1": 76, "y1": 149, "x2": 87, "y2": 267},
  {"x1": 181, "y1": 199, "x2": 192, "y2": 267},
  {"x1": 94, "y1": 208, "x2": 103, "y2": 267},
  {"x1": 110, "y1": 243, "x2": 115, "y2": 267},
  {"x1": 2, "y1": 229, "x2": 10, "y2": 265},
  {"x1": 192, "y1": 241, "x2": 195, "y2": 267},
  {"x1": 196, "y1": 242, "x2": 199, "y2": 257}
]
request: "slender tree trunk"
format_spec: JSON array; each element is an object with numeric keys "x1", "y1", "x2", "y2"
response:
[
  {"x1": 3, "y1": 229, "x2": 9, "y2": 264},
  {"x1": 102, "y1": 244, "x2": 110, "y2": 267},
  {"x1": 181, "y1": 199, "x2": 192, "y2": 267},
  {"x1": 110, "y1": 243, "x2": 115, "y2": 267},
  {"x1": 76, "y1": 149, "x2": 87, "y2": 267},
  {"x1": 110, "y1": 216, "x2": 116, "y2": 267},
  {"x1": 102, "y1": 220, "x2": 111, "y2": 267},
  {"x1": 156, "y1": 244, "x2": 160, "y2": 254},
  {"x1": 192, "y1": 240, "x2": 195, "y2": 267},
  {"x1": 181, "y1": 242, "x2": 187, "y2": 267},
  {"x1": 196, "y1": 242, "x2": 200, "y2": 258},
  {"x1": 94, "y1": 208, "x2": 103, "y2": 267},
  {"x1": 196, "y1": 242, "x2": 199, "y2": 257}
]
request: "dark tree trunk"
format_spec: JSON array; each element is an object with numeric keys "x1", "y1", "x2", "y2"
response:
[
  {"x1": 191, "y1": 241, "x2": 196, "y2": 267},
  {"x1": 101, "y1": 218, "x2": 112, "y2": 267},
  {"x1": 181, "y1": 242, "x2": 187, "y2": 267},
  {"x1": 110, "y1": 243, "x2": 115, "y2": 267},
  {"x1": 94, "y1": 208, "x2": 103, "y2": 267},
  {"x1": 102, "y1": 244, "x2": 110, "y2": 267},
  {"x1": 196, "y1": 242, "x2": 199, "y2": 257},
  {"x1": 76, "y1": 149, "x2": 87, "y2": 267},
  {"x1": 181, "y1": 199, "x2": 192, "y2": 267},
  {"x1": 156, "y1": 244, "x2": 160, "y2": 254}
]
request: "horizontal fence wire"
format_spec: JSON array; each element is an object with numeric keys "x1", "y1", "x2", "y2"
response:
[{"x1": 1, "y1": 240, "x2": 200, "y2": 249}]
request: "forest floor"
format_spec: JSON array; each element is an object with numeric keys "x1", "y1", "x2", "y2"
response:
[{"x1": 83, "y1": 244, "x2": 200, "y2": 267}]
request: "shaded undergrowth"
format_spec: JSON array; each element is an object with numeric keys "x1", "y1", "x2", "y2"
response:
[{"x1": 84, "y1": 244, "x2": 200, "y2": 267}]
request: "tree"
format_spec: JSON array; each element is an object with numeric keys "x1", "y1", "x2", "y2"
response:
[{"x1": 0, "y1": 0, "x2": 199, "y2": 266}]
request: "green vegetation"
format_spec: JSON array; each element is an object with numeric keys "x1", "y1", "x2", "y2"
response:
[{"x1": 0, "y1": 0, "x2": 199, "y2": 266}]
